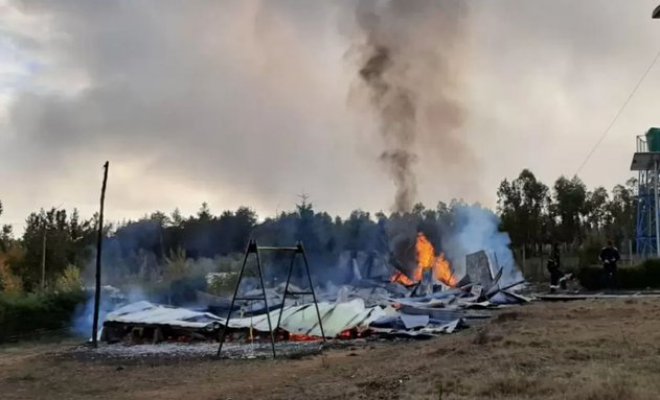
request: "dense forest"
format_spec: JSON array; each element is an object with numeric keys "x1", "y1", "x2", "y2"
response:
[{"x1": 0, "y1": 169, "x2": 637, "y2": 295}]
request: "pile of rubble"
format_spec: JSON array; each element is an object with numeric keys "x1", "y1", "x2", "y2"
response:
[{"x1": 100, "y1": 250, "x2": 528, "y2": 345}]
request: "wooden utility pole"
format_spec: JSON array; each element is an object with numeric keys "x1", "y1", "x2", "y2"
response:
[
  {"x1": 91, "y1": 161, "x2": 109, "y2": 348},
  {"x1": 41, "y1": 227, "x2": 46, "y2": 290}
]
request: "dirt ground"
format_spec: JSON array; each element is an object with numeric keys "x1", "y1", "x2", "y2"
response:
[{"x1": 3, "y1": 298, "x2": 660, "y2": 400}]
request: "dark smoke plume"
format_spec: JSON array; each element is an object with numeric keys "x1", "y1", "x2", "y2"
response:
[{"x1": 352, "y1": 0, "x2": 470, "y2": 212}]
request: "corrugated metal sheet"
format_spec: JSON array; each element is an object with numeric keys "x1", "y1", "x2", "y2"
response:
[
  {"x1": 105, "y1": 301, "x2": 222, "y2": 330},
  {"x1": 223, "y1": 299, "x2": 397, "y2": 338},
  {"x1": 103, "y1": 298, "x2": 467, "y2": 340},
  {"x1": 370, "y1": 319, "x2": 463, "y2": 337}
]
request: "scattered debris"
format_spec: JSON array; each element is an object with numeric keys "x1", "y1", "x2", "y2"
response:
[{"x1": 98, "y1": 245, "x2": 528, "y2": 358}]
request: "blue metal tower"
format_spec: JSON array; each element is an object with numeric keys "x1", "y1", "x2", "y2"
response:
[{"x1": 631, "y1": 131, "x2": 660, "y2": 258}]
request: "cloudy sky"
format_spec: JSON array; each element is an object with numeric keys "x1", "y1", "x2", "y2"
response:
[{"x1": 1, "y1": 0, "x2": 660, "y2": 231}]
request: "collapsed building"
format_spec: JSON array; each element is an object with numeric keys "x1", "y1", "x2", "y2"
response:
[{"x1": 100, "y1": 232, "x2": 527, "y2": 349}]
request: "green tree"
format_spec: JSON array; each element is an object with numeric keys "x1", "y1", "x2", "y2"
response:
[
  {"x1": 436, "y1": 201, "x2": 452, "y2": 227},
  {"x1": 232, "y1": 207, "x2": 257, "y2": 251},
  {"x1": 552, "y1": 176, "x2": 588, "y2": 246},
  {"x1": 170, "y1": 208, "x2": 184, "y2": 227},
  {"x1": 411, "y1": 202, "x2": 426, "y2": 216},
  {"x1": 17, "y1": 208, "x2": 94, "y2": 290},
  {"x1": 344, "y1": 210, "x2": 373, "y2": 252},
  {"x1": 604, "y1": 179, "x2": 637, "y2": 244},
  {"x1": 0, "y1": 200, "x2": 12, "y2": 252},
  {"x1": 197, "y1": 202, "x2": 212, "y2": 221},
  {"x1": 295, "y1": 196, "x2": 319, "y2": 251},
  {"x1": 149, "y1": 211, "x2": 171, "y2": 227},
  {"x1": 584, "y1": 186, "x2": 610, "y2": 232},
  {"x1": 497, "y1": 169, "x2": 550, "y2": 254}
]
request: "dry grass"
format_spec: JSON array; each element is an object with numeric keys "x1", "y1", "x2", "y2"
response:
[{"x1": 3, "y1": 298, "x2": 660, "y2": 399}]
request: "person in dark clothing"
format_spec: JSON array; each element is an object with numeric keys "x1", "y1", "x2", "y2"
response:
[
  {"x1": 547, "y1": 243, "x2": 565, "y2": 292},
  {"x1": 600, "y1": 240, "x2": 621, "y2": 290}
]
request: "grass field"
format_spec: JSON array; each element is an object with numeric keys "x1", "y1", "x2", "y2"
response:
[{"x1": 2, "y1": 298, "x2": 660, "y2": 399}]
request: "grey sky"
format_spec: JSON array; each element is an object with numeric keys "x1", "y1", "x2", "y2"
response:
[{"x1": 1, "y1": 0, "x2": 659, "y2": 232}]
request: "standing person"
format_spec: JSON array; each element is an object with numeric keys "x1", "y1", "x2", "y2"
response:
[
  {"x1": 600, "y1": 240, "x2": 621, "y2": 290},
  {"x1": 547, "y1": 242, "x2": 564, "y2": 292}
]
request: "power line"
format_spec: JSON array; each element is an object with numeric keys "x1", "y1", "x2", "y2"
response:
[{"x1": 575, "y1": 47, "x2": 660, "y2": 176}]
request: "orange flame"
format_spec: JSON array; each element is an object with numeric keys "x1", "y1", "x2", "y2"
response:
[
  {"x1": 288, "y1": 333, "x2": 321, "y2": 342},
  {"x1": 391, "y1": 233, "x2": 457, "y2": 287},
  {"x1": 390, "y1": 271, "x2": 415, "y2": 286},
  {"x1": 434, "y1": 252, "x2": 457, "y2": 287}
]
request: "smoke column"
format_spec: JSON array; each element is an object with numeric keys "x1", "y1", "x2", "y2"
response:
[
  {"x1": 352, "y1": 0, "x2": 470, "y2": 212},
  {"x1": 441, "y1": 205, "x2": 523, "y2": 287}
]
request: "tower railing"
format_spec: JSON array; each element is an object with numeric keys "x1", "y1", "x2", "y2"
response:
[
  {"x1": 637, "y1": 135, "x2": 648, "y2": 152},
  {"x1": 632, "y1": 133, "x2": 660, "y2": 258}
]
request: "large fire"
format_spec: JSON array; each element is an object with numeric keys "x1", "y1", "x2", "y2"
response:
[{"x1": 391, "y1": 233, "x2": 457, "y2": 287}]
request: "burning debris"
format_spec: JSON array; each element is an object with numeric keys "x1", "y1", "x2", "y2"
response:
[
  {"x1": 390, "y1": 233, "x2": 456, "y2": 287},
  {"x1": 88, "y1": 191, "x2": 525, "y2": 358},
  {"x1": 99, "y1": 241, "x2": 527, "y2": 354}
]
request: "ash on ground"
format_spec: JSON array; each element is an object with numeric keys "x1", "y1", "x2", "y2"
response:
[{"x1": 68, "y1": 341, "x2": 325, "y2": 363}]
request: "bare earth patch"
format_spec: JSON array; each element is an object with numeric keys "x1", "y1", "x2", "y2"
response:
[{"x1": 3, "y1": 298, "x2": 660, "y2": 400}]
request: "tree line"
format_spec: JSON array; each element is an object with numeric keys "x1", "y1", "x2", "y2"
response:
[
  {"x1": 497, "y1": 169, "x2": 636, "y2": 256},
  {"x1": 0, "y1": 169, "x2": 638, "y2": 293}
]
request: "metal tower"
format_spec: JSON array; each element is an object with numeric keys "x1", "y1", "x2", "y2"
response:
[{"x1": 631, "y1": 132, "x2": 660, "y2": 258}]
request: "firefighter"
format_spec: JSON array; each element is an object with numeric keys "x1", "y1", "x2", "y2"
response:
[
  {"x1": 547, "y1": 242, "x2": 564, "y2": 292},
  {"x1": 600, "y1": 240, "x2": 621, "y2": 290}
]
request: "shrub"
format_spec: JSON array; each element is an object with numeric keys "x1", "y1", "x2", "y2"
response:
[
  {"x1": 0, "y1": 290, "x2": 86, "y2": 342},
  {"x1": 578, "y1": 234, "x2": 606, "y2": 268},
  {"x1": 216, "y1": 253, "x2": 244, "y2": 273},
  {"x1": 0, "y1": 258, "x2": 23, "y2": 295},
  {"x1": 208, "y1": 272, "x2": 239, "y2": 295},
  {"x1": 577, "y1": 266, "x2": 603, "y2": 290},
  {"x1": 164, "y1": 248, "x2": 189, "y2": 282},
  {"x1": 577, "y1": 259, "x2": 660, "y2": 290},
  {"x1": 54, "y1": 265, "x2": 83, "y2": 293}
]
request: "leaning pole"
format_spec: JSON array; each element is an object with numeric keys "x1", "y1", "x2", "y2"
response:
[{"x1": 91, "y1": 161, "x2": 109, "y2": 348}]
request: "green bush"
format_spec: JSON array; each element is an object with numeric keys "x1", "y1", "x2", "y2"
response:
[
  {"x1": 577, "y1": 266, "x2": 604, "y2": 290},
  {"x1": 0, "y1": 290, "x2": 86, "y2": 343},
  {"x1": 54, "y1": 265, "x2": 83, "y2": 293},
  {"x1": 208, "y1": 272, "x2": 239, "y2": 295},
  {"x1": 577, "y1": 259, "x2": 660, "y2": 290},
  {"x1": 578, "y1": 234, "x2": 606, "y2": 268}
]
